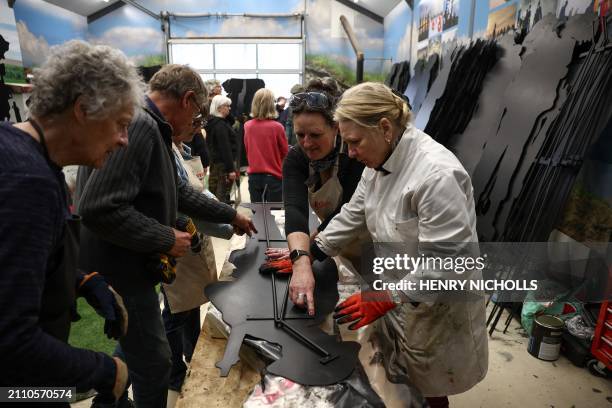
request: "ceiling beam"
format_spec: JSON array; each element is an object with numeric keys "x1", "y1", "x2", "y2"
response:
[
  {"x1": 122, "y1": 0, "x2": 160, "y2": 20},
  {"x1": 334, "y1": 0, "x2": 384, "y2": 24},
  {"x1": 87, "y1": 1, "x2": 126, "y2": 24}
]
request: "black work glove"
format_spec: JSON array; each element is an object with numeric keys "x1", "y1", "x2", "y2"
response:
[{"x1": 77, "y1": 272, "x2": 128, "y2": 340}]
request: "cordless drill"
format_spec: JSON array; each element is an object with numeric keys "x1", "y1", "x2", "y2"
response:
[
  {"x1": 149, "y1": 216, "x2": 200, "y2": 284},
  {"x1": 176, "y1": 215, "x2": 201, "y2": 253},
  {"x1": 150, "y1": 254, "x2": 177, "y2": 284}
]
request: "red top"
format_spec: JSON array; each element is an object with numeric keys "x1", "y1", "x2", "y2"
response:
[{"x1": 244, "y1": 119, "x2": 288, "y2": 180}]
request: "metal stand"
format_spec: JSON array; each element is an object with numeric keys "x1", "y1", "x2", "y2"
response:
[{"x1": 250, "y1": 187, "x2": 338, "y2": 364}]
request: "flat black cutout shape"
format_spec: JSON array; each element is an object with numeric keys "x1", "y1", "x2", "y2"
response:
[
  {"x1": 503, "y1": 11, "x2": 610, "y2": 241},
  {"x1": 414, "y1": 48, "x2": 456, "y2": 131},
  {"x1": 241, "y1": 202, "x2": 285, "y2": 242},
  {"x1": 205, "y1": 238, "x2": 361, "y2": 385},
  {"x1": 472, "y1": 14, "x2": 589, "y2": 241},
  {"x1": 446, "y1": 33, "x2": 523, "y2": 176},
  {"x1": 405, "y1": 54, "x2": 439, "y2": 115}
]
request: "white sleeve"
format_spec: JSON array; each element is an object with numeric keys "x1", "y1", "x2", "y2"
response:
[{"x1": 400, "y1": 168, "x2": 480, "y2": 302}]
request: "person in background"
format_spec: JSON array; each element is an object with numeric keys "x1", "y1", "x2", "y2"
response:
[
  {"x1": 285, "y1": 83, "x2": 304, "y2": 146},
  {"x1": 184, "y1": 127, "x2": 211, "y2": 183},
  {"x1": 76, "y1": 64, "x2": 256, "y2": 408},
  {"x1": 162, "y1": 114, "x2": 232, "y2": 393},
  {"x1": 204, "y1": 79, "x2": 222, "y2": 103},
  {"x1": 190, "y1": 79, "x2": 221, "y2": 175},
  {"x1": 244, "y1": 88, "x2": 288, "y2": 202},
  {"x1": 290, "y1": 82, "x2": 488, "y2": 408},
  {"x1": 275, "y1": 96, "x2": 288, "y2": 125},
  {"x1": 0, "y1": 40, "x2": 137, "y2": 405},
  {"x1": 206, "y1": 94, "x2": 238, "y2": 204}
]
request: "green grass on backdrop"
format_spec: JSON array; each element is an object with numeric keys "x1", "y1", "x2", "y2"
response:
[
  {"x1": 4, "y1": 64, "x2": 26, "y2": 84},
  {"x1": 306, "y1": 54, "x2": 386, "y2": 85}
]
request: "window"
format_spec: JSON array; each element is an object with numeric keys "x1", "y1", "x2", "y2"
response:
[
  {"x1": 215, "y1": 44, "x2": 257, "y2": 70},
  {"x1": 258, "y1": 74, "x2": 300, "y2": 99},
  {"x1": 258, "y1": 44, "x2": 301, "y2": 70},
  {"x1": 169, "y1": 40, "x2": 302, "y2": 100},
  {"x1": 171, "y1": 44, "x2": 213, "y2": 70}
]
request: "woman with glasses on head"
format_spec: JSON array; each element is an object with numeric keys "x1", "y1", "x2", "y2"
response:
[
  {"x1": 265, "y1": 78, "x2": 366, "y2": 304},
  {"x1": 244, "y1": 88, "x2": 288, "y2": 202},
  {"x1": 205, "y1": 94, "x2": 238, "y2": 204},
  {"x1": 291, "y1": 82, "x2": 488, "y2": 408}
]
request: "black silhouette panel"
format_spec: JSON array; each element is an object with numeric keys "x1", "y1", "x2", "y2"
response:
[{"x1": 205, "y1": 237, "x2": 361, "y2": 386}]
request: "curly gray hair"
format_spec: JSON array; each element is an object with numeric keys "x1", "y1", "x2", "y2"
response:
[
  {"x1": 29, "y1": 40, "x2": 145, "y2": 119},
  {"x1": 204, "y1": 79, "x2": 221, "y2": 94}
]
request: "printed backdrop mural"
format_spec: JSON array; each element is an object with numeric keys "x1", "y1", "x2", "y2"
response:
[
  {"x1": 6, "y1": 0, "x2": 599, "y2": 81},
  {"x1": 88, "y1": 5, "x2": 164, "y2": 67},
  {"x1": 13, "y1": 0, "x2": 86, "y2": 68},
  {"x1": 0, "y1": 0, "x2": 24, "y2": 85},
  {"x1": 305, "y1": 0, "x2": 385, "y2": 85},
  {"x1": 411, "y1": 0, "x2": 471, "y2": 65},
  {"x1": 0, "y1": 0, "x2": 26, "y2": 122},
  {"x1": 384, "y1": 0, "x2": 413, "y2": 65}
]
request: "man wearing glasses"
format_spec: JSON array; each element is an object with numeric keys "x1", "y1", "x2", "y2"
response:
[{"x1": 75, "y1": 64, "x2": 256, "y2": 408}]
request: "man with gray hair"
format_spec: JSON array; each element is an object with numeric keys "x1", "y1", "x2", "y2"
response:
[
  {"x1": 76, "y1": 64, "x2": 256, "y2": 407},
  {"x1": 0, "y1": 40, "x2": 142, "y2": 405}
]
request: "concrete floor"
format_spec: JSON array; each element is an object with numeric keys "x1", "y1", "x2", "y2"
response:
[
  {"x1": 73, "y1": 179, "x2": 611, "y2": 407},
  {"x1": 450, "y1": 308, "x2": 612, "y2": 408}
]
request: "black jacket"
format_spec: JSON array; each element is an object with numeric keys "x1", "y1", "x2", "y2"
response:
[
  {"x1": 75, "y1": 98, "x2": 236, "y2": 295},
  {"x1": 205, "y1": 116, "x2": 236, "y2": 172},
  {"x1": 0, "y1": 122, "x2": 115, "y2": 394},
  {"x1": 185, "y1": 133, "x2": 210, "y2": 168},
  {"x1": 222, "y1": 78, "x2": 265, "y2": 117}
]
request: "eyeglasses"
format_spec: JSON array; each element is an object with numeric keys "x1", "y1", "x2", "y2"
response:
[
  {"x1": 289, "y1": 92, "x2": 331, "y2": 110},
  {"x1": 188, "y1": 95, "x2": 207, "y2": 128}
]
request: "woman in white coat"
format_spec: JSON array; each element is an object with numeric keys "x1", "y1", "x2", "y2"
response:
[{"x1": 289, "y1": 82, "x2": 488, "y2": 407}]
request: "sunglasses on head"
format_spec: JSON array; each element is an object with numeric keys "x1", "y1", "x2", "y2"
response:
[{"x1": 289, "y1": 92, "x2": 330, "y2": 110}]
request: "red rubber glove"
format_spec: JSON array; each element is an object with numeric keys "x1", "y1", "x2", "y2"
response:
[
  {"x1": 259, "y1": 259, "x2": 293, "y2": 274},
  {"x1": 333, "y1": 291, "x2": 397, "y2": 330}
]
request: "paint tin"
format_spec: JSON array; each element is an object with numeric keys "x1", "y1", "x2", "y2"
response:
[{"x1": 528, "y1": 315, "x2": 565, "y2": 361}]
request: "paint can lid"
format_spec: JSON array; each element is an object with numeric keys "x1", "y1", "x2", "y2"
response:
[{"x1": 535, "y1": 315, "x2": 564, "y2": 329}]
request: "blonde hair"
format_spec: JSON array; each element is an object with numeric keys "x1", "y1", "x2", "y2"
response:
[
  {"x1": 210, "y1": 95, "x2": 231, "y2": 118},
  {"x1": 250, "y1": 88, "x2": 277, "y2": 120},
  {"x1": 334, "y1": 82, "x2": 411, "y2": 129}
]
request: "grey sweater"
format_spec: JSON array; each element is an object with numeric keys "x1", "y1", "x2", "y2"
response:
[{"x1": 75, "y1": 100, "x2": 236, "y2": 294}]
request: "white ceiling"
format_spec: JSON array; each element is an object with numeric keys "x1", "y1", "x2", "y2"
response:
[
  {"x1": 43, "y1": 0, "x2": 121, "y2": 17},
  {"x1": 43, "y1": 0, "x2": 403, "y2": 19},
  {"x1": 357, "y1": 0, "x2": 403, "y2": 17}
]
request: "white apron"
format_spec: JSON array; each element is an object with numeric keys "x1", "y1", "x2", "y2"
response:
[
  {"x1": 373, "y1": 219, "x2": 488, "y2": 397},
  {"x1": 307, "y1": 160, "x2": 369, "y2": 270},
  {"x1": 162, "y1": 145, "x2": 218, "y2": 313}
]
